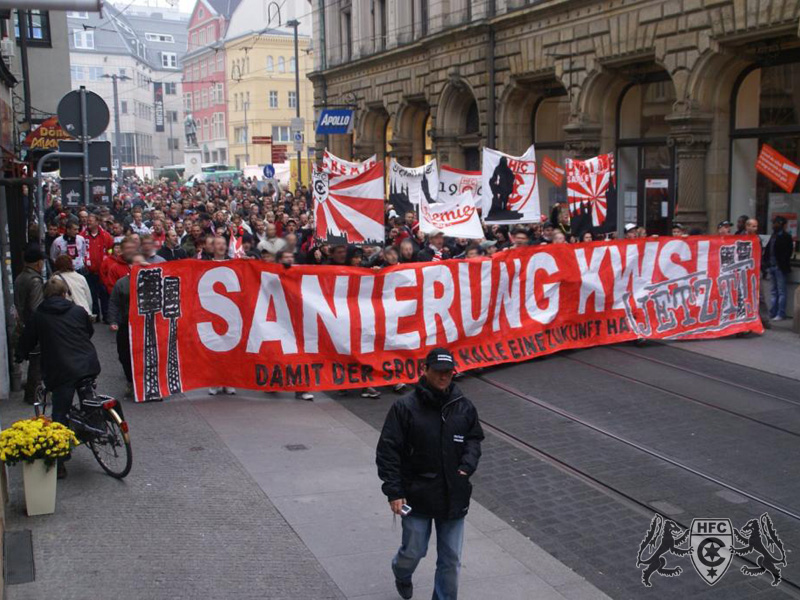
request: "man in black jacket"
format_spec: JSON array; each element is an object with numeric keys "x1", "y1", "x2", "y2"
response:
[
  {"x1": 17, "y1": 277, "x2": 101, "y2": 479},
  {"x1": 763, "y1": 216, "x2": 794, "y2": 321},
  {"x1": 157, "y1": 229, "x2": 188, "y2": 261},
  {"x1": 376, "y1": 348, "x2": 484, "y2": 600}
]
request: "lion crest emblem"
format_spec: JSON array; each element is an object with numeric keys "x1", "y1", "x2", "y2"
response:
[
  {"x1": 636, "y1": 514, "x2": 692, "y2": 587},
  {"x1": 730, "y1": 513, "x2": 787, "y2": 586}
]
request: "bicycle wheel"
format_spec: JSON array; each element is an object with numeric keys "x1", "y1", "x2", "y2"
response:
[
  {"x1": 87, "y1": 407, "x2": 132, "y2": 478},
  {"x1": 33, "y1": 383, "x2": 48, "y2": 417}
]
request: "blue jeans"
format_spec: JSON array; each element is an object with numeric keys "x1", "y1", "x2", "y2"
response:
[
  {"x1": 768, "y1": 266, "x2": 787, "y2": 319},
  {"x1": 392, "y1": 515, "x2": 465, "y2": 600}
]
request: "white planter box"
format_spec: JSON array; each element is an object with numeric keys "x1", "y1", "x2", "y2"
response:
[{"x1": 22, "y1": 460, "x2": 57, "y2": 516}]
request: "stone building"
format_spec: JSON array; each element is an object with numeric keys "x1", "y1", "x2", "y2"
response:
[
  {"x1": 311, "y1": 0, "x2": 800, "y2": 237},
  {"x1": 222, "y1": 0, "x2": 314, "y2": 172},
  {"x1": 67, "y1": 3, "x2": 189, "y2": 171}
]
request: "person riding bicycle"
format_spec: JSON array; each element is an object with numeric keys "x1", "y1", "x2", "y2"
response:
[{"x1": 16, "y1": 277, "x2": 101, "y2": 479}]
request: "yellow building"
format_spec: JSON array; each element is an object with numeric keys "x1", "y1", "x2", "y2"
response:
[{"x1": 224, "y1": 29, "x2": 315, "y2": 185}]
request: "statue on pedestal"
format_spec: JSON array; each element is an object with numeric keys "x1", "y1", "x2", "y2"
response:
[{"x1": 184, "y1": 113, "x2": 198, "y2": 148}]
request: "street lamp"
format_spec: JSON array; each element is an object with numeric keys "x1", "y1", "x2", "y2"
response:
[
  {"x1": 102, "y1": 73, "x2": 132, "y2": 181},
  {"x1": 287, "y1": 19, "x2": 302, "y2": 187}
]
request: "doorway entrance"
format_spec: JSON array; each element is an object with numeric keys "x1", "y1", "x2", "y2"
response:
[{"x1": 638, "y1": 170, "x2": 673, "y2": 235}]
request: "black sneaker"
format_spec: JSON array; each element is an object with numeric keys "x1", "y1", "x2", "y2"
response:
[{"x1": 395, "y1": 579, "x2": 412, "y2": 599}]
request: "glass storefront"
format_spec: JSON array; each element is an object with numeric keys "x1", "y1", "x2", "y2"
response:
[
  {"x1": 730, "y1": 61, "x2": 800, "y2": 242},
  {"x1": 616, "y1": 77, "x2": 676, "y2": 235},
  {"x1": 532, "y1": 95, "x2": 569, "y2": 215}
]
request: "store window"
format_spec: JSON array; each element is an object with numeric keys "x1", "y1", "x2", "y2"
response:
[
  {"x1": 730, "y1": 61, "x2": 800, "y2": 241},
  {"x1": 532, "y1": 94, "x2": 569, "y2": 214},
  {"x1": 616, "y1": 76, "x2": 676, "y2": 235}
]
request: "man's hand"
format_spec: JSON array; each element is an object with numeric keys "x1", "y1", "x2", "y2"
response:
[
  {"x1": 457, "y1": 470, "x2": 468, "y2": 476},
  {"x1": 110, "y1": 324, "x2": 119, "y2": 331},
  {"x1": 390, "y1": 498, "x2": 407, "y2": 515}
]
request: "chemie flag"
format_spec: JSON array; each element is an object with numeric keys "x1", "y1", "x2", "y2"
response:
[{"x1": 419, "y1": 191, "x2": 483, "y2": 239}]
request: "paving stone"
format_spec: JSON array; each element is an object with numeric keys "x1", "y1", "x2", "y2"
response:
[{"x1": 2, "y1": 329, "x2": 345, "y2": 600}]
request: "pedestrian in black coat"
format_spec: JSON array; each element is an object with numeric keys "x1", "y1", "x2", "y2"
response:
[
  {"x1": 376, "y1": 348, "x2": 483, "y2": 600},
  {"x1": 17, "y1": 278, "x2": 100, "y2": 397}
]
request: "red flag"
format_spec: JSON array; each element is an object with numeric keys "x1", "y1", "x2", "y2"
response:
[{"x1": 566, "y1": 153, "x2": 615, "y2": 227}]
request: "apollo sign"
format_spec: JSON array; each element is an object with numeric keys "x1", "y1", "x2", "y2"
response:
[{"x1": 316, "y1": 109, "x2": 355, "y2": 135}]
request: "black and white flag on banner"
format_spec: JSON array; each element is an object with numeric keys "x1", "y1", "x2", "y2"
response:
[
  {"x1": 388, "y1": 159, "x2": 438, "y2": 217},
  {"x1": 480, "y1": 145, "x2": 541, "y2": 224}
]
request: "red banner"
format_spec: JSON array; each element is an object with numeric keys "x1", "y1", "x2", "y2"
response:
[
  {"x1": 755, "y1": 144, "x2": 800, "y2": 193},
  {"x1": 129, "y1": 237, "x2": 763, "y2": 401},
  {"x1": 541, "y1": 156, "x2": 565, "y2": 187}
]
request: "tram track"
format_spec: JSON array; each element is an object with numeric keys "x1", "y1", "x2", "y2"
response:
[
  {"x1": 561, "y1": 351, "x2": 800, "y2": 440},
  {"x1": 474, "y1": 372, "x2": 800, "y2": 523},
  {"x1": 474, "y1": 372, "x2": 800, "y2": 596},
  {"x1": 605, "y1": 344, "x2": 800, "y2": 409}
]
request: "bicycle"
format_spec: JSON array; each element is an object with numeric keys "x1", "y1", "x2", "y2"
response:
[{"x1": 34, "y1": 377, "x2": 132, "y2": 479}]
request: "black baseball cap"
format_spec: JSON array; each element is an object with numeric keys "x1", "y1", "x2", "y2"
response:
[
  {"x1": 425, "y1": 348, "x2": 456, "y2": 371},
  {"x1": 718, "y1": 220, "x2": 733, "y2": 228}
]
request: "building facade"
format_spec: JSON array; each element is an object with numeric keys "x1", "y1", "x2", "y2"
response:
[
  {"x1": 3, "y1": 9, "x2": 71, "y2": 139},
  {"x1": 221, "y1": 0, "x2": 314, "y2": 173},
  {"x1": 182, "y1": 0, "x2": 241, "y2": 166},
  {"x1": 223, "y1": 30, "x2": 314, "y2": 171},
  {"x1": 66, "y1": 3, "x2": 189, "y2": 170},
  {"x1": 311, "y1": 0, "x2": 800, "y2": 238}
]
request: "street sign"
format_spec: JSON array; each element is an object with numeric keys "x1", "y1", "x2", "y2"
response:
[
  {"x1": 263, "y1": 164, "x2": 275, "y2": 178},
  {"x1": 292, "y1": 130, "x2": 303, "y2": 152},
  {"x1": 252, "y1": 136, "x2": 272, "y2": 145},
  {"x1": 58, "y1": 140, "x2": 112, "y2": 179},
  {"x1": 56, "y1": 89, "x2": 110, "y2": 139},
  {"x1": 316, "y1": 109, "x2": 354, "y2": 134},
  {"x1": 271, "y1": 145, "x2": 288, "y2": 163},
  {"x1": 290, "y1": 117, "x2": 304, "y2": 132},
  {"x1": 61, "y1": 178, "x2": 113, "y2": 207}
]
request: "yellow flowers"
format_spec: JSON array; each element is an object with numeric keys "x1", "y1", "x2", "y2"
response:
[{"x1": 0, "y1": 417, "x2": 79, "y2": 466}]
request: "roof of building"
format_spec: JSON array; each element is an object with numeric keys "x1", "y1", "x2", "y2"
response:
[
  {"x1": 206, "y1": 0, "x2": 244, "y2": 19},
  {"x1": 67, "y1": 1, "x2": 189, "y2": 72}
]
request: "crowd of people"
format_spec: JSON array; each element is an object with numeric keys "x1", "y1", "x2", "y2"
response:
[{"x1": 15, "y1": 175, "x2": 794, "y2": 402}]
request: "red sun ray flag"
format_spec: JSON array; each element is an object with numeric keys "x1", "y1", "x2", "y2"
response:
[
  {"x1": 566, "y1": 153, "x2": 615, "y2": 227},
  {"x1": 314, "y1": 159, "x2": 385, "y2": 245}
]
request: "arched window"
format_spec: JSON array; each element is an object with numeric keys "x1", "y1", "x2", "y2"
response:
[
  {"x1": 278, "y1": 56, "x2": 285, "y2": 73},
  {"x1": 465, "y1": 100, "x2": 479, "y2": 134},
  {"x1": 203, "y1": 117, "x2": 209, "y2": 141},
  {"x1": 533, "y1": 95, "x2": 569, "y2": 213},
  {"x1": 423, "y1": 113, "x2": 433, "y2": 160},
  {"x1": 464, "y1": 100, "x2": 480, "y2": 170},
  {"x1": 616, "y1": 76, "x2": 676, "y2": 235},
  {"x1": 266, "y1": 55, "x2": 274, "y2": 72},
  {"x1": 731, "y1": 61, "x2": 800, "y2": 234}
]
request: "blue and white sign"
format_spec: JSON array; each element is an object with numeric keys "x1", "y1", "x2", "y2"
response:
[
  {"x1": 263, "y1": 164, "x2": 275, "y2": 178},
  {"x1": 316, "y1": 109, "x2": 355, "y2": 135}
]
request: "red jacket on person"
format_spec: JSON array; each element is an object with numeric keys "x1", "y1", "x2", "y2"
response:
[
  {"x1": 100, "y1": 254, "x2": 130, "y2": 294},
  {"x1": 84, "y1": 228, "x2": 113, "y2": 274}
]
